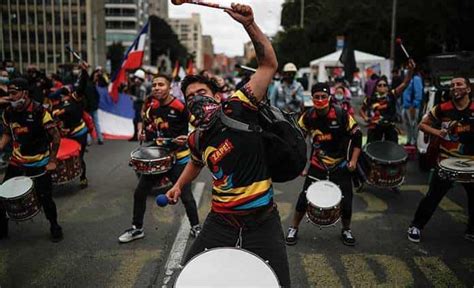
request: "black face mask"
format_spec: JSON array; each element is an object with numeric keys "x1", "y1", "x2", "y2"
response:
[{"x1": 187, "y1": 95, "x2": 220, "y2": 129}]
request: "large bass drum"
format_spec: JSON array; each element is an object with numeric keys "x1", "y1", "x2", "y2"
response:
[
  {"x1": 438, "y1": 158, "x2": 474, "y2": 183},
  {"x1": 0, "y1": 176, "x2": 40, "y2": 221},
  {"x1": 362, "y1": 141, "x2": 408, "y2": 188}
]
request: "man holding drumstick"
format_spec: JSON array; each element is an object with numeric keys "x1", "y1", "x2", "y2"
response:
[
  {"x1": 408, "y1": 77, "x2": 474, "y2": 243},
  {"x1": 166, "y1": 3, "x2": 290, "y2": 286}
]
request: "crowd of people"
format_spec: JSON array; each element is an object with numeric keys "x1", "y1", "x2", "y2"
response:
[{"x1": 0, "y1": 3, "x2": 473, "y2": 287}]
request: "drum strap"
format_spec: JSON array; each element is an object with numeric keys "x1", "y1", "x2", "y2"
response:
[{"x1": 235, "y1": 228, "x2": 243, "y2": 248}]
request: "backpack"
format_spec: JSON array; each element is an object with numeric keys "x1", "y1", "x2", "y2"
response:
[{"x1": 218, "y1": 103, "x2": 307, "y2": 182}]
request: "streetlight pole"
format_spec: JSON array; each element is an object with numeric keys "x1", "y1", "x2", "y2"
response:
[
  {"x1": 389, "y1": 0, "x2": 397, "y2": 62},
  {"x1": 300, "y1": 0, "x2": 304, "y2": 28}
]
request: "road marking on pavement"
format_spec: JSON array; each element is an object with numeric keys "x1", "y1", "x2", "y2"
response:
[
  {"x1": 341, "y1": 254, "x2": 413, "y2": 287},
  {"x1": 160, "y1": 182, "x2": 205, "y2": 287},
  {"x1": 302, "y1": 254, "x2": 342, "y2": 287},
  {"x1": 353, "y1": 192, "x2": 388, "y2": 221},
  {"x1": 402, "y1": 185, "x2": 468, "y2": 223},
  {"x1": 414, "y1": 256, "x2": 464, "y2": 288}
]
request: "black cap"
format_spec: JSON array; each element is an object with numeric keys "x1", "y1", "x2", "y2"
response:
[
  {"x1": 311, "y1": 82, "x2": 330, "y2": 95},
  {"x1": 8, "y1": 78, "x2": 29, "y2": 91}
]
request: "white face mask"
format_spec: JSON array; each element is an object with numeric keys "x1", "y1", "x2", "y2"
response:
[
  {"x1": 10, "y1": 98, "x2": 26, "y2": 108},
  {"x1": 334, "y1": 94, "x2": 344, "y2": 101}
]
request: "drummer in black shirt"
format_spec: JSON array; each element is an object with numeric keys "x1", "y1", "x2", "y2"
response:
[
  {"x1": 49, "y1": 86, "x2": 89, "y2": 188},
  {"x1": 360, "y1": 59, "x2": 416, "y2": 144},
  {"x1": 286, "y1": 82, "x2": 362, "y2": 246},
  {"x1": 118, "y1": 74, "x2": 200, "y2": 243},
  {"x1": 0, "y1": 78, "x2": 63, "y2": 242},
  {"x1": 408, "y1": 77, "x2": 474, "y2": 243}
]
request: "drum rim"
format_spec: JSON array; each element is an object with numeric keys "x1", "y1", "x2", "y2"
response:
[
  {"x1": 0, "y1": 176, "x2": 34, "y2": 200},
  {"x1": 306, "y1": 180, "x2": 342, "y2": 209},
  {"x1": 438, "y1": 158, "x2": 474, "y2": 172},
  {"x1": 363, "y1": 141, "x2": 408, "y2": 164},
  {"x1": 174, "y1": 247, "x2": 280, "y2": 287},
  {"x1": 130, "y1": 147, "x2": 175, "y2": 161}
]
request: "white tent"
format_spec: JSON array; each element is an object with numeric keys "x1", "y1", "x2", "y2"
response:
[{"x1": 309, "y1": 50, "x2": 391, "y2": 87}]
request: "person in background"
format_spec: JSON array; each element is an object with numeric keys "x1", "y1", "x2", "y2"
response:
[
  {"x1": 270, "y1": 62, "x2": 304, "y2": 114},
  {"x1": 402, "y1": 68, "x2": 423, "y2": 146},
  {"x1": 129, "y1": 69, "x2": 148, "y2": 141},
  {"x1": 364, "y1": 73, "x2": 379, "y2": 98},
  {"x1": 332, "y1": 86, "x2": 354, "y2": 116}
]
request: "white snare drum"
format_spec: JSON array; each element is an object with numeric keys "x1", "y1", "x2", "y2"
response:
[
  {"x1": 175, "y1": 247, "x2": 280, "y2": 288},
  {"x1": 306, "y1": 180, "x2": 342, "y2": 227},
  {"x1": 438, "y1": 158, "x2": 474, "y2": 183},
  {"x1": 0, "y1": 176, "x2": 40, "y2": 221}
]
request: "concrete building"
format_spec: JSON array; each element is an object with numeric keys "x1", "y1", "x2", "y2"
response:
[
  {"x1": 149, "y1": 0, "x2": 168, "y2": 19},
  {"x1": 1, "y1": 0, "x2": 106, "y2": 73},
  {"x1": 202, "y1": 35, "x2": 214, "y2": 71},
  {"x1": 169, "y1": 13, "x2": 203, "y2": 70},
  {"x1": 105, "y1": 0, "x2": 141, "y2": 47}
]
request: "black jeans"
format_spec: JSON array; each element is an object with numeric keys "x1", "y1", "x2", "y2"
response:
[
  {"x1": 411, "y1": 170, "x2": 474, "y2": 230},
  {"x1": 296, "y1": 165, "x2": 353, "y2": 222},
  {"x1": 0, "y1": 165, "x2": 59, "y2": 236},
  {"x1": 367, "y1": 124, "x2": 398, "y2": 144},
  {"x1": 183, "y1": 207, "x2": 291, "y2": 288},
  {"x1": 69, "y1": 132, "x2": 87, "y2": 180},
  {"x1": 132, "y1": 162, "x2": 199, "y2": 228}
]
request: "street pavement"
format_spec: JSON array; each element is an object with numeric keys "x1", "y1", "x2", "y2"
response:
[{"x1": 0, "y1": 137, "x2": 473, "y2": 287}]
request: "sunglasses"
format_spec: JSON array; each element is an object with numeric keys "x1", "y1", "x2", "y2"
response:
[{"x1": 377, "y1": 83, "x2": 388, "y2": 87}]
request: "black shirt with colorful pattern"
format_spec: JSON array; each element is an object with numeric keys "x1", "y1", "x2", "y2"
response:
[
  {"x1": 429, "y1": 100, "x2": 474, "y2": 160},
  {"x1": 52, "y1": 99, "x2": 87, "y2": 138},
  {"x1": 299, "y1": 105, "x2": 360, "y2": 170},
  {"x1": 141, "y1": 96, "x2": 190, "y2": 164},
  {"x1": 2, "y1": 101, "x2": 56, "y2": 167},
  {"x1": 188, "y1": 89, "x2": 273, "y2": 214}
]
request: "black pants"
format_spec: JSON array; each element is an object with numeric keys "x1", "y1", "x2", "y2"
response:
[
  {"x1": 183, "y1": 207, "x2": 291, "y2": 288},
  {"x1": 69, "y1": 132, "x2": 87, "y2": 180},
  {"x1": 296, "y1": 165, "x2": 353, "y2": 222},
  {"x1": 132, "y1": 101, "x2": 143, "y2": 138},
  {"x1": 411, "y1": 170, "x2": 474, "y2": 230},
  {"x1": 0, "y1": 165, "x2": 59, "y2": 236},
  {"x1": 132, "y1": 162, "x2": 199, "y2": 228},
  {"x1": 367, "y1": 124, "x2": 398, "y2": 144}
]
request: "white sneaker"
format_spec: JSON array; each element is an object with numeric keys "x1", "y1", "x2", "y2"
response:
[
  {"x1": 407, "y1": 226, "x2": 421, "y2": 243},
  {"x1": 118, "y1": 226, "x2": 144, "y2": 243}
]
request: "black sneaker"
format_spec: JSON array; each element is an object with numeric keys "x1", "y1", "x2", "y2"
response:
[
  {"x1": 285, "y1": 227, "x2": 298, "y2": 246},
  {"x1": 190, "y1": 224, "x2": 202, "y2": 238},
  {"x1": 80, "y1": 178, "x2": 88, "y2": 189},
  {"x1": 50, "y1": 224, "x2": 63, "y2": 242},
  {"x1": 465, "y1": 227, "x2": 474, "y2": 242},
  {"x1": 407, "y1": 226, "x2": 421, "y2": 243},
  {"x1": 98, "y1": 140, "x2": 104, "y2": 145},
  {"x1": 341, "y1": 229, "x2": 356, "y2": 246}
]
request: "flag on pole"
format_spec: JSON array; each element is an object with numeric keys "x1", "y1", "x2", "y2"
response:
[
  {"x1": 108, "y1": 22, "x2": 149, "y2": 102},
  {"x1": 186, "y1": 59, "x2": 195, "y2": 75},
  {"x1": 172, "y1": 60, "x2": 180, "y2": 78}
]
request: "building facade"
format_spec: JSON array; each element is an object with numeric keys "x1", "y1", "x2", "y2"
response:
[
  {"x1": 1, "y1": 0, "x2": 106, "y2": 73},
  {"x1": 168, "y1": 13, "x2": 203, "y2": 70},
  {"x1": 202, "y1": 35, "x2": 214, "y2": 72}
]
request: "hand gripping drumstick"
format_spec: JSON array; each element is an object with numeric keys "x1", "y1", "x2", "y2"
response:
[
  {"x1": 171, "y1": 0, "x2": 232, "y2": 10},
  {"x1": 396, "y1": 38, "x2": 410, "y2": 59}
]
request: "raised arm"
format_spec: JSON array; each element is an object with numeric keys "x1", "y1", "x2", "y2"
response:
[
  {"x1": 394, "y1": 59, "x2": 416, "y2": 97},
  {"x1": 225, "y1": 4, "x2": 278, "y2": 102}
]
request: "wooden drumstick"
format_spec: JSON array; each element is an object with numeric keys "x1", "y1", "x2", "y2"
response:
[{"x1": 171, "y1": 0, "x2": 232, "y2": 10}]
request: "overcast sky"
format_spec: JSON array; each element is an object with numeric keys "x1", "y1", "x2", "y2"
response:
[{"x1": 169, "y1": 0, "x2": 284, "y2": 57}]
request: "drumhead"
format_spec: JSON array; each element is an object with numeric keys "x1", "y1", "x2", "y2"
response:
[
  {"x1": 439, "y1": 158, "x2": 474, "y2": 172},
  {"x1": 175, "y1": 247, "x2": 279, "y2": 287},
  {"x1": 0, "y1": 176, "x2": 33, "y2": 199},
  {"x1": 306, "y1": 180, "x2": 342, "y2": 208},
  {"x1": 57, "y1": 138, "x2": 81, "y2": 160},
  {"x1": 364, "y1": 141, "x2": 407, "y2": 163},
  {"x1": 131, "y1": 146, "x2": 170, "y2": 160}
]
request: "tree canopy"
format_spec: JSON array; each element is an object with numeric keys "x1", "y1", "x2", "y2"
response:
[{"x1": 273, "y1": 0, "x2": 474, "y2": 69}]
